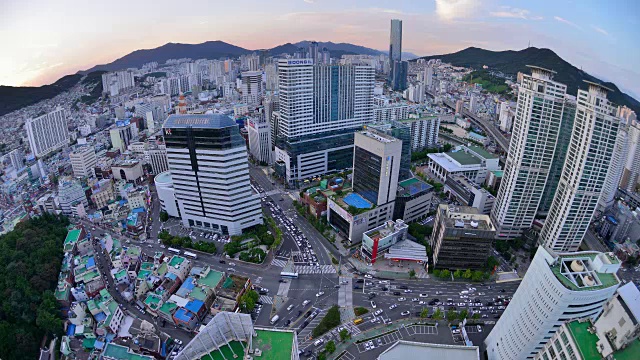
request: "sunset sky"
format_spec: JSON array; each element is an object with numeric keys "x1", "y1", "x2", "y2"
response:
[{"x1": 1, "y1": 0, "x2": 639, "y2": 97}]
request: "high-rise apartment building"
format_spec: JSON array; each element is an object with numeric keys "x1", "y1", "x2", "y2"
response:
[
  {"x1": 25, "y1": 107, "x2": 70, "y2": 158},
  {"x1": 265, "y1": 63, "x2": 278, "y2": 92},
  {"x1": 274, "y1": 59, "x2": 374, "y2": 184},
  {"x1": 485, "y1": 246, "x2": 621, "y2": 360},
  {"x1": 599, "y1": 122, "x2": 630, "y2": 211},
  {"x1": 241, "y1": 71, "x2": 263, "y2": 105},
  {"x1": 398, "y1": 116, "x2": 441, "y2": 151},
  {"x1": 308, "y1": 41, "x2": 319, "y2": 63},
  {"x1": 491, "y1": 66, "x2": 567, "y2": 239},
  {"x1": 619, "y1": 123, "x2": 640, "y2": 192},
  {"x1": 110, "y1": 123, "x2": 135, "y2": 153},
  {"x1": 430, "y1": 204, "x2": 496, "y2": 270},
  {"x1": 163, "y1": 114, "x2": 262, "y2": 235},
  {"x1": 540, "y1": 83, "x2": 621, "y2": 252},
  {"x1": 70, "y1": 145, "x2": 97, "y2": 178},
  {"x1": 102, "y1": 70, "x2": 135, "y2": 96},
  {"x1": 538, "y1": 95, "x2": 577, "y2": 215}
]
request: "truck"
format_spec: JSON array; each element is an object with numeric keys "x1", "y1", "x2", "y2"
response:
[{"x1": 270, "y1": 315, "x2": 280, "y2": 324}]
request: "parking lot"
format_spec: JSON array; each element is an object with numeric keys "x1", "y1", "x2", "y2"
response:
[
  {"x1": 355, "y1": 330, "x2": 403, "y2": 353},
  {"x1": 406, "y1": 324, "x2": 438, "y2": 335}
]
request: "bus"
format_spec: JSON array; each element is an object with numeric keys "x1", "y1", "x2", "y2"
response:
[
  {"x1": 280, "y1": 271, "x2": 299, "y2": 279},
  {"x1": 168, "y1": 247, "x2": 181, "y2": 255},
  {"x1": 353, "y1": 318, "x2": 364, "y2": 325},
  {"x1": 184, "y1": 251, "x2": 197, "y2": 259}
]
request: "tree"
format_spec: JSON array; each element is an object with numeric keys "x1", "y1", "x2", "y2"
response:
[
  {"x1": 159, "y1": 211, "x2": 169, "y2": 222},
  {"x1": 463, "y1": 269, "x2": 472, "y2": 279},
  {"x1": 339, "y1": 328, "x2": 351, "y2": 341},
  {"x1": 432, "y1": 308, "x2": 444, "y2": 320},
  {"x1": 325, "y1": 340, "x2": 336, "y2": 354},
  {"x1": 472, "y1": 312, "x2": 481, "y2": 320},
  {"x1": 441, "y1": 269, "x2": 451, "y2": 279},
  {"x1": 312, "y1": 306, "x2": 341, "y2": 337},
  {"x1": 240, "y1": 290, "x2": 259, "y2": 312},
  {"x1": 420, "y1": 307, "x2": 429, "y2": 318},
  {"x1": 471, "y1": 270, "x2": 484, "y2": 282},
  {"x1": 409, "y1": 269, "x2": 416, "y2": 279},
  {"x1": 354, "y1": 307, "x2": 369, "y2": 316},
  {"x1": 485, "y1": 256, "x2": 500, "y2": 271},
  {"x1": 458, "y1": 309, "x2": 469, "y2": 321},
  {"x1": 453, "y1": 269, "x2": 463, "y2": 279},
  {"x1": 317, "y1": 352, "x2": 327, "y2": 360},
  {"x1": 446, "y1": 309, "x2": 458, "y2": 322},
  {"x1": 433, "y1": 269, "x2": 442, "y2": 278}
]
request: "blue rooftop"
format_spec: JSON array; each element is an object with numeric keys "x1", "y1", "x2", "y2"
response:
[
  {"x1": 87, "y1": 257, "x2": 95, "y2": 269},
  {"x1": 185, "y1": 299, "x2": 204, "y2": 314},
  {"x1": 94, "y1": 312, "x2": 107, "y2": 322},
  {"x1": 177, "y1": 277, "x2": 196, "y2": 297},
  {"x1": 606, "y1": 215, "x2": 618, "y2": 225},
  {"x1": 343, "y1": 193, "x2": 373, "y2": 209},
  {"x1": 174, "y1": 308, "x2": 194, "y2": 322},
  {"x1": 163, "y1": 114, "x2": 236, "y2": 129}
]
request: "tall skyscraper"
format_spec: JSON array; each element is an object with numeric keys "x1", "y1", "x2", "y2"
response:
[
  {"x1": 540, "y1": 83, "x2": 621, "y2": 252},
  {"x1": 368, "y1": 121, "x2": 412, "y2": 181},
  {"x1": 391, "y1": 60, "x2": 408, "y2": 91},
  {"x1": 484, "y1": 246, "x2": 621, "y2": 360},
  {"x1": 491, "y1": 66, "x2": 567, "y2": 239},
  {"x1": 389, "y1": 19, "x2": 402, "y2": 62},
  {"x1": 598, "y1": 122, "x2": 630, "y2": 210},
  {"x1": 308, "y1": 41, "x2": 319, "y2": 63},
  {"x1": 619, "y1": 123, "x2": 640, "y2": 192},
  {"x1": 241, "y1": 71, "x2": 263, "y2": 105},
  {"x1": 163, "y1": 114, "x2": 262, "y2": 235},
  {"x1": 25, "y1": 107, "x2": 70, "y2": 158},
  {"x1": 274, "y1": 59, "x2": 374, "y2": 184},
  {"x1": 538, "y1": 95, "x2": 577, "y2": 215}
]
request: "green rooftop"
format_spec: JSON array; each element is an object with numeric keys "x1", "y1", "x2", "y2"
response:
[
  {"x1": 199, "y1": 341, "x2": 245, "y2": 360},
  {"x1": 144, "y1": 294, "x2": 161, "y2": 310},
  {"x1": 253, "y1": 329, "x2": 294, "y2": 360},
  {"x1": 468, "y1": 145, "x2": 498, "y2": 159},
  {"x1": 141, "y1": 262, "x2": 154, "y2": 271},
  {"x1": 102, "y1": 343, "x2": 154, "y2": 360},
  {"x1": 447, "y1": 150, "x2": 482, "y2": 165},
  {"x1": 137, "y1": 269, "x2": 151, "y2": 280},
  {"x1": 491, "y1": 170, "x2": 504, "y2": 177},
  {"x1": 567, "y1": 321, "x2": 601, "y2": 360},
  {"x1": 169, "y1": 256, "x2": 186, "y2": 267},
  {"x1": 64, "y1": 229, "x2": 82, "y2": 251},
  {"x1": 614, "y1": 339, "x2": 640, "y2": 360},
  {"x1": 159, "y1": 302, "x2": 178, "y2": 316},
  {"x1": 550, "y1": 253, "x2": 620, "y2": 292},
  {"x1": 114, "y1": 269, "x2": 128, "y2": 280}
]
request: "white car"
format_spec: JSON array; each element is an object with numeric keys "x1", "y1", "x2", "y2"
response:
[
  {"x1": 404, "y1": 289, "x2": 412, "y2": 293},
  {"x1": 389, "y1": 304, "x2": 398, "y2": 310},
  {"x1": 316, "y1": 292, "x2": 325, "y2": 297},
  {"x1": 418, "y1": 301, "x2": 426, "y2": 305},
  {"x1": 401, "y1": 311, "x2": 410, "y2": 316},
  {"x1": 374, "y1": 309, "x2": 383, "y2": 316},
  {"x1": 419, "y1": 293, "x2": 428, "y2": 298},
  {"x1": 364, "y1": 274, "x2": 372, "y2": 279},
  {"x1": 398, "y1": 297, "x2": 406, "y2": 302},
  {"x1": 411, "y1": 298, "x2": 419, "y2": 302},
  {"x1": 477, "y1": 325, "x2": 482, "y2": 332},
  {"x1": 371, "y1": 301, "x2": 377, "y2": 308}
]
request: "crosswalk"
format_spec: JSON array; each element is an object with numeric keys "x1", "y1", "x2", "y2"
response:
[
  {"x1": 271, "y1": 258, "x2": 287, "y2": 267},
  {"x1": 294, "y1": 265, "x2": 336, "y2": 274},
  {"x1": 259, "y1": 295, "x2": 273, "y2": 304},
  {"x1": 415, "y1": 272, "x2": 429, "y2": 279}
]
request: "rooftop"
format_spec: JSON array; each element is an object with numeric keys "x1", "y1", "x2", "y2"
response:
[
  {"x1": 397, "y1": 177, "x2": 433, "y2": 197},
  {"x1": 440, "y1": 204, "x2": 495, "y2": 231},
  {"x1": 447, "y1": 151, "x2": 482, "y2": 166},
  {"x1": 154, "y1": 171, "x2": 172, "y2": 185},
  {"x1": 359, "y1": 130, "x2": 399, "y2": 143},
  {"x1": 378, "y1": 340, "x2": 479, "y2": 360},
  {"x1": 164, "y1": 114, "x2": 236, "y2": 129},
  {"x1": 253, "y1": 329, "x2": 294, "y2": 360},
  {"x1": 169, "y1": 256, "x2": 186, "y2": 267},
  {"x1": 550, "y1": 252, "x2": 620, "y2": 292},
  {"x1": 343, "y1": 192, "x2": 373, "y2": 209},
  {"x1": 567, "y1": 321, "x2": 601, "y2": 360},
  {"x1": 102, "y1": 343, "x2": 154, "y2": 360},
  {"x1": 614, "y1": 339, "x2": 640, "y2": 360},
  {"x1": 199, "y1": 341, "x2": 245, "y2": 360},
  {"x1": 196, "y1": 268, "x2": 224, "y2": 289},
  {"x1": 467, "y1": 145, "x2": 498, "y2": 159}
]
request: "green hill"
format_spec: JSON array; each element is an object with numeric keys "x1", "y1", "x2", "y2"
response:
[
  {"x1": 0, "y1": 74, "x2": 82, "y2": 116},
  {"x1": 416, "y1": 47, "x2": 640, "y2": 114}
]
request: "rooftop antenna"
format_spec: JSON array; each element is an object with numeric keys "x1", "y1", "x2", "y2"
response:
[{"x1": 528, "y1": 40, "x2": 530, "y2": 48}]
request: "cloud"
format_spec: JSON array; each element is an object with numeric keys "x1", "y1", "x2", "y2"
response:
[
  {"x1": 435, "y1": 0, "x2": 480, "y2": 21},
  {"x1": 591, "y1": 25, "x2": 609, "y2": 36},
  {"x1": 303, "y1": 0, "x2": 315, "y2": 3},
  {"x1": 490, "y1": 7, "x2": 542, "y2": 20},
  {"x1": 368, "y1": 8, "x2": 403, "y2": 15},
  {"x1": 554, "y1": 16, "x2": 582, "y2": 30}
]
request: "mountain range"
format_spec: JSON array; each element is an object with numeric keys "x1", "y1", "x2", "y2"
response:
[
  {"x1": 416, "y1": 47, "x2": 640, "y2": 113},
  {"x1": 0, "y1": 42, "x2": 637, "y2": 117}
]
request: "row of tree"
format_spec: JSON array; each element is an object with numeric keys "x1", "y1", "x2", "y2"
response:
[
  {"x1": 158, "y1": 230, "x2": 217, "y2": 253},
  {"x1": 432, "y1": 268, "x2": 491, "y2": 282},
  {"x1": 0, "y1": 214, "x2": 70, "y2": 359}
]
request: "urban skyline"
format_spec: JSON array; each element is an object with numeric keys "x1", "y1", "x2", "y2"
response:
[{"x1": 2, "y1": 1, "x2": 639, "y2": 99}]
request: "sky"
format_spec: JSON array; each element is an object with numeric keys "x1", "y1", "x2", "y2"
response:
[{"x1": 1, "y1": 0, "x2": 639, "y2": 98}]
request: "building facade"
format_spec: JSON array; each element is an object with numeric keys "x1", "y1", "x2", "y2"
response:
[
  {"x1": 163, "y1": 114, "x2": 262, "y2": 235},
  {"x1": 70, "y1": 145, "x2": 97, "y2": 178},
  {"x1": 540, "y1": 83, "x2": 621, "y2": 252},
  {"x1": 247, "y1": 117, "x2": 273, "y2": 164},
  {"x1": 484, "y1": 247, "x2": 621, "y2": 360},
  {"x1": 491, "y1": 66, "x2": 567, "y2": 239},
  {"x1": 26, "y1": 107, "x2": 69, "y2": 158}
]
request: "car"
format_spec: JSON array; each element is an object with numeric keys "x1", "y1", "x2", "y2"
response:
[
  {"x1": 404, "y1": 289, "x2": 412, "y2": 293},
  {"x1": 284, "y1": 319, "x2": 291, "y2": 326},
  {"x1": 226, "y1": 268, "x2": 236, "y2": 272},
  {"x1": 279, "y1": 279, "x2": 287, "y2": 283},
  {"x1": 393, "y1": 291, "x2": 401, "y2": 296},
  {"x1": 160, "y1": 245, "x2": 166, "y2": 249},
  {"x1": 477, "y1": 325, "x2": 482, "y2": 332},
  {"x1": 401, "y1": 311, "x2": 410, "y2": 316},
  {"x1": 229, "y1": 262, "x2": 236, "y2": 267},
  {"x1": 174, "y1": 339, "x2": 183, "y2": 345},
  {"x1": 500, "y1": 289, "x2": 506, "y2": 293},
  {"x1": 364, "y1": 274, "x2": 372, "y2": 279},
  {"x1": 147, "y1": 244, "x2": 153, "y2": 248},
  {"x1": 365, "y1": 342, "x2": 371, "y2": 351},
  {"x1": 452, "y1": 329, "x2": 461, "y2": 334},
  {"x1": 419, "y1": 301, "x2": 426, "y2": 305},
  {"x1": 374, "y1": 309, "x2": 383, "y2": 316},
  {"x1": 219, "y1": 260, "x2": 226, "y2": 264},
  {"x1": 287, "y1": 304, "x2": 294, "y2": 311},
  {"x1": 419, "y1": 293, "x2": 428, "y2": 298},
  {"x1": 482, "y1": 314, "x2": 489, "y2": 318},
  {"x1": 398, "y1": 297, "x2": 406, "y2": 302},
  {"x1": 412, "y1": 298, "x2": 419, "y2": 302},
  {"x1": 356, "y1": 279, "x2": 364, "y2": 283},
  {"x1": 389, "y1": 304, "x2": 398, "y2": 310},
  {"x1": 371, "y1": 301, "x2": 377, "y2": 308},
  {"x1": 377, "y1": 338, "x2": 383, "y2": 346},
  {"x1": 302, "y1": 299, "x2": 310, "y2": 306},
  {"x1": 353, "y1": 285, "x2": 361, "y2": 289}
]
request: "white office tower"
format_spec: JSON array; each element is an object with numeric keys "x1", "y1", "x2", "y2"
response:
[
  {"x1": 58, "y1": 178, "x2": 89, "y2": 216},
  {"x1": 491, "y1": 66, "x2": 567, "y2": 239},
  {"x1": 274, "y1": 59, "x2": 374, "y2": 184},
  {"x1": 26, "y1": 107, "x2": 70, "y2": 158},
  {"x1": 598, "y1": 123, "x2": 630, "y2": 211},
  {"x1": 247, "y1": 117, "x2": 273, "y2": 164},
  {"x1": 163, "y1": 114, "x2": 262, "y2": 235},
  {"x1": 498, "y1": 101, "x2": 516, "y2": 132},
  {"x1": 69, "y1": 145, "x2": 97, "y2": 178},
  {"x1": 241, "y1": 71, "x2": 263, "y2": 106},
  {"x1": 144, "y1": 142, "x2": 168, "y2": 175},
  {"x1": 619, "y1": 123, "x2": 640, "y2": 192},
  {"x1": 540, "y1": 83, "x2": 621, "y2": 252},
  {"x1": 485, "y1": 246, "x2": 621, "y2": 360},
  {"x1": 265, "y1": 63, "x2": 278, "y2": 91}
]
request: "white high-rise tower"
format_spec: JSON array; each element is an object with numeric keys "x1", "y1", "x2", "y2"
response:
[
  {"x1": 485, "y1": 246, "x2": 621, "y2": 360},
  {"x1": 491, "y1": 66, "x2": 567, "y2": 239},
  {"x1": 540, "y1": 82, "x2": 621, "y2": 252}
]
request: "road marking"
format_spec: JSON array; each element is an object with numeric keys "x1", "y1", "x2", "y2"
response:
[
  {"x1": 271, "y1": 258, "x2": 287, "y2": 267},
  {"x1": 259, "y1": 295, "x2": 273, "y2": 304}
]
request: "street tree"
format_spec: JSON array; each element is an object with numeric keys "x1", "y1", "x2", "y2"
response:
[{"x1": 409, "y1": 269, "x2": 416, "y2": 279}]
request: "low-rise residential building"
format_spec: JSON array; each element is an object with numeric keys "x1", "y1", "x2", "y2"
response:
[
  {"x1": 167, "y1": 256, "x2": 192, "y2": 282},
  {"x1": 445, "y1": 174, "x2": 495, "y2": 214},
  {"x1": 90, "y1": 178, "x2": 114, "y2": 209},
  {"x1": 427, "y1": 145, "x2": 500, "y2": 185}
]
